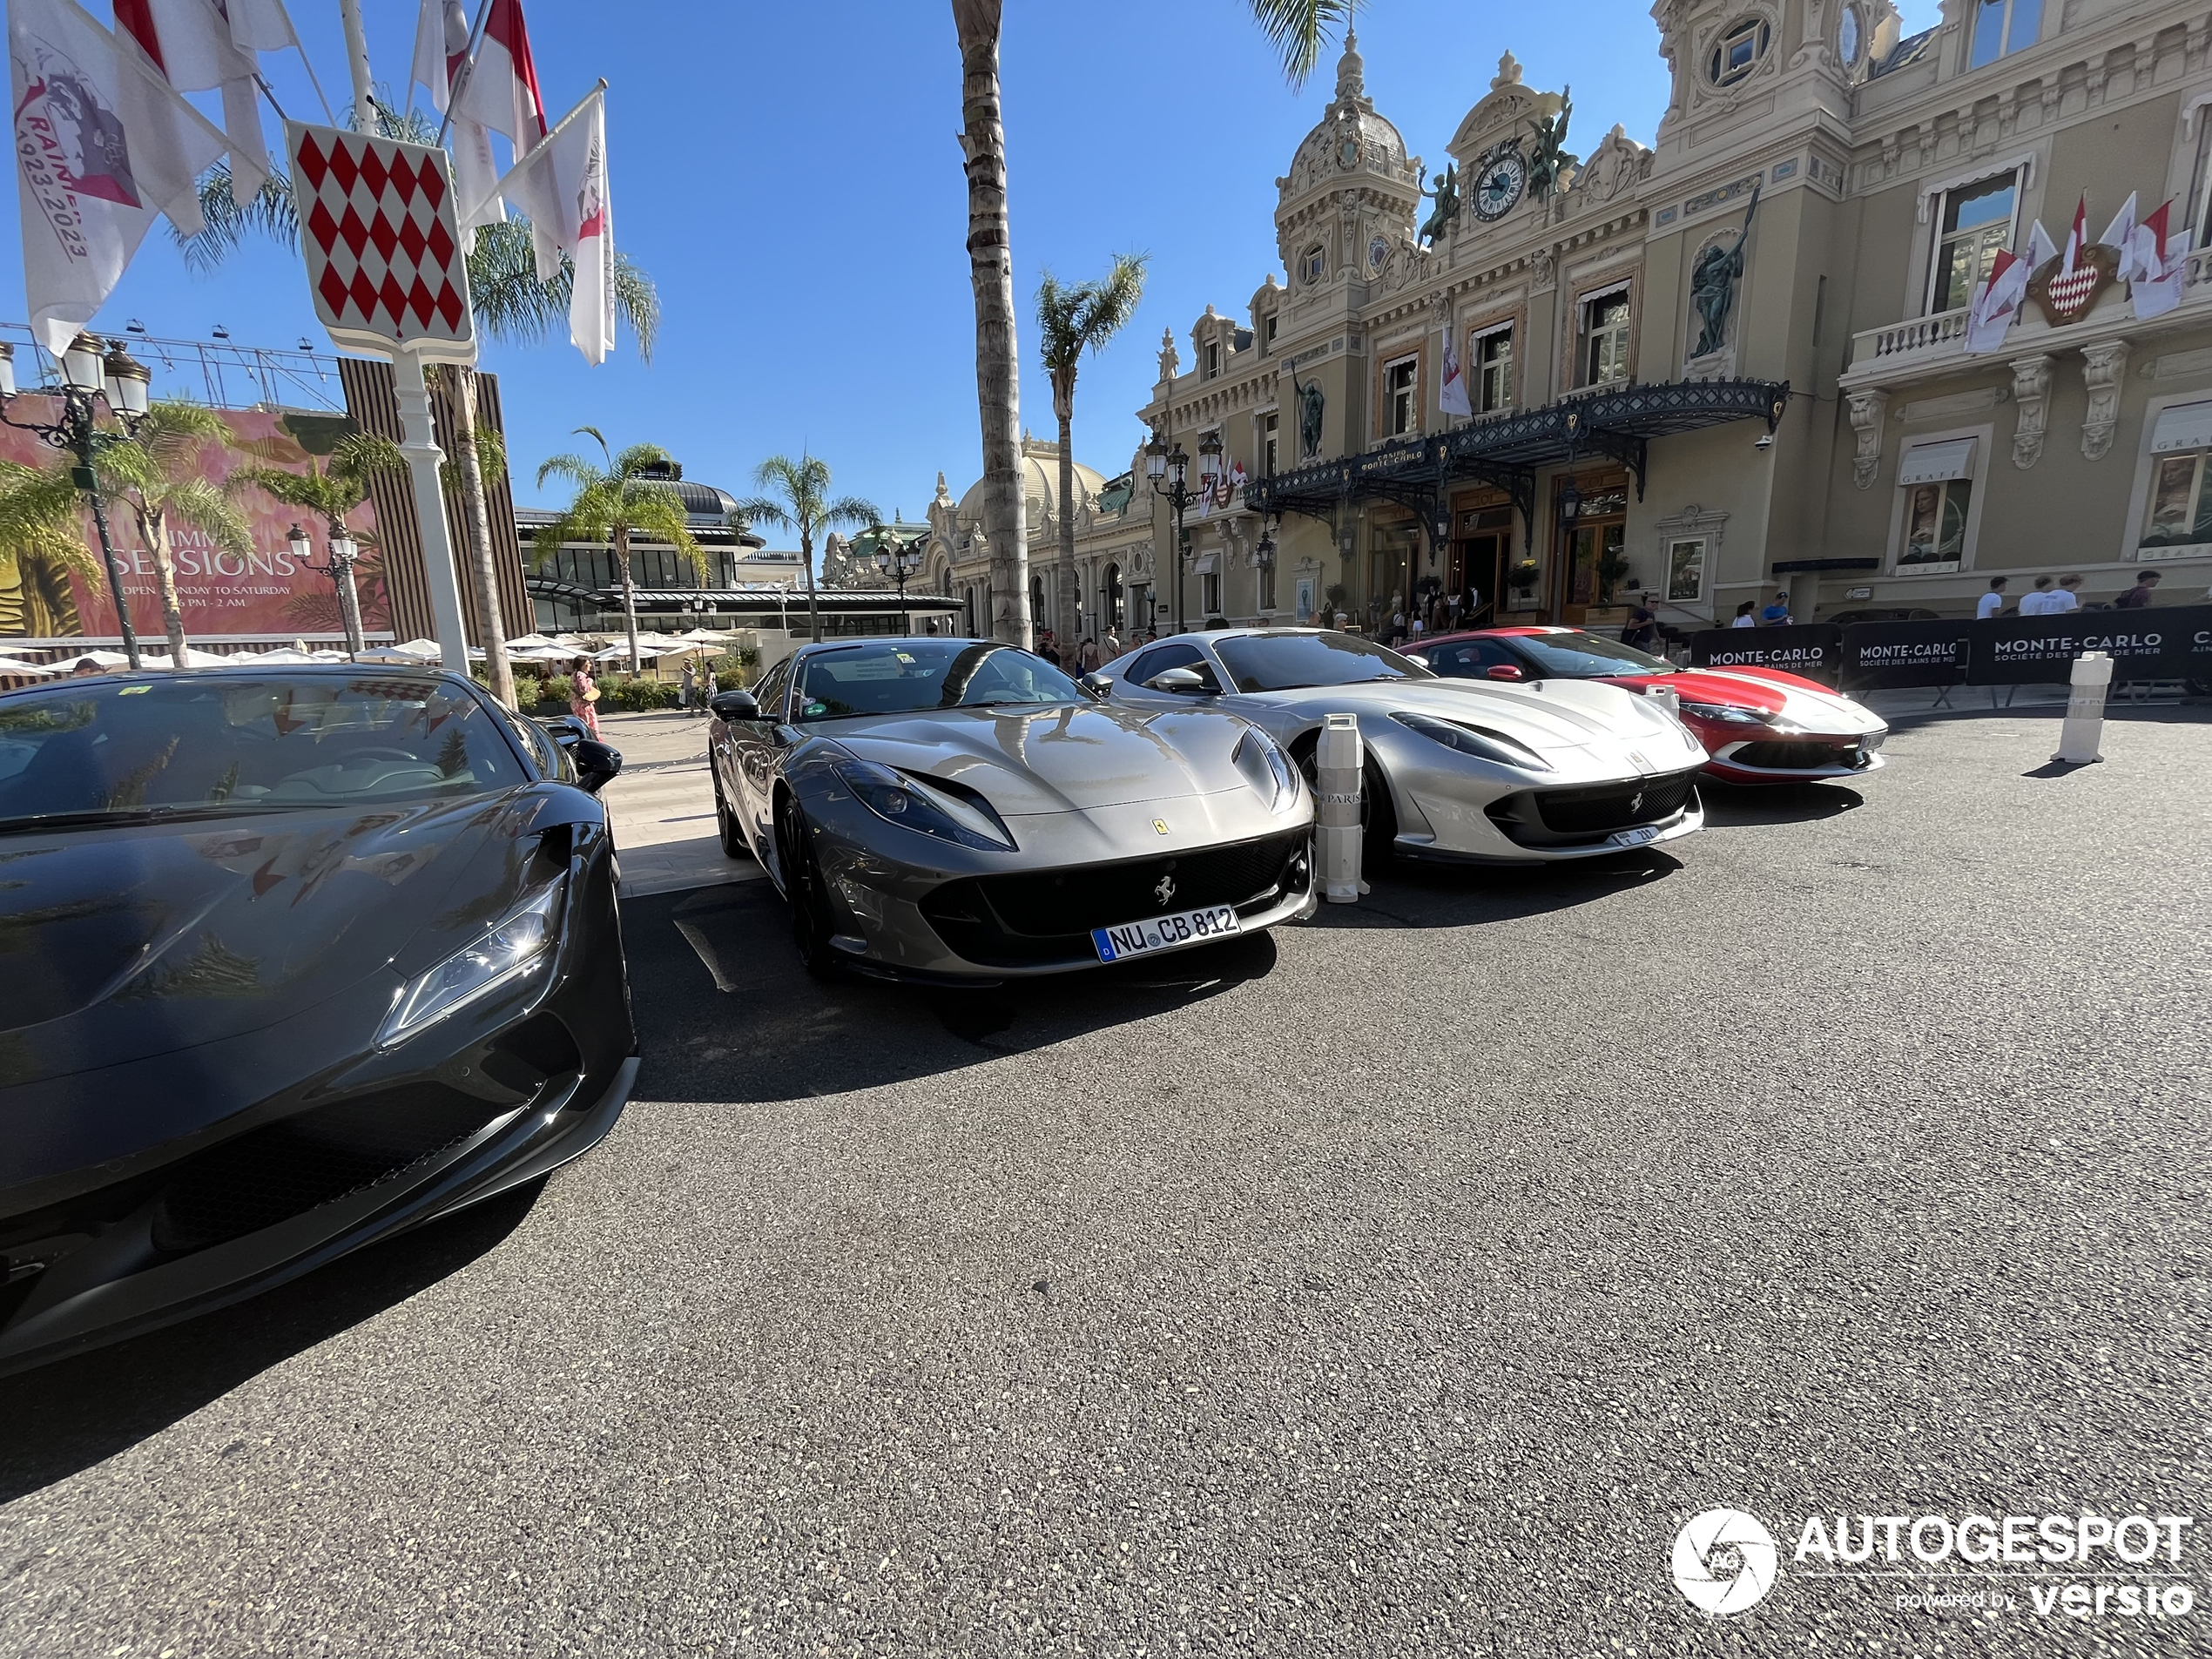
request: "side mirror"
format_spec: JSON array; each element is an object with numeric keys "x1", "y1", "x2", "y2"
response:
[
  {"x1": 1148, "y1": 666, "x2": 1208, "y2": 694},
  {"x1": 571, "y1": 738, "x2": 623, "y2": 794},
  {"x1": 542, "y1": 715, "x2": 590, "y2": 746},
  {"x1": 1079, "y1": 671, "x2": 1113, "y2": 698},
  {"x1": 1484, "y1": 664, "x2": 1526, "y2": 682},
  {"x1": 709, "y1": 689, "x2": 760, "y2": 721}
]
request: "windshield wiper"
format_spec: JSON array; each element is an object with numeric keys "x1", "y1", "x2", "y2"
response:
[{"x1": 0, "y1": 803, "x2": 312, "y2": 835}]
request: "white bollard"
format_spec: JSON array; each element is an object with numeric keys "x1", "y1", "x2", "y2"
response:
[
  {"x1": 1644, "y1": 682, "x2": 1683, "y2": 724},
  {"x1": 2053, "y1": 651, "x2": 2113, "y2": 764},
  {"x1": 1316, "y1": 712, "x2": 1366, "y2": 903}
]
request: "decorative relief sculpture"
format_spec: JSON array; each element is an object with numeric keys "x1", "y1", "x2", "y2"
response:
[
  {"x1": 2008, "y1": 354, "x2": 2052, "y2": 469},
  {"x1": 1689, "y1": 180, "x2": 1760, "y2": 361},
  {"x1": 2080, "y1": 340, "x2": 2132, "y2": 460},
  {"x1": 1847, "y1": 388, "x2": 1888, "y2": 489}
]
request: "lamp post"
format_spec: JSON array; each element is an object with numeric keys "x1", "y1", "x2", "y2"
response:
[
  {"x1": 874, "y1": 532, "x2": 922, "y2": 636},
  {"x1": 1554, "y1": 475, "x2": 1582, "y2": 623},
  {"x1": 1255, "y1": 518, "x2": 1278, "y2": 617},
  {"x1": 1145, "y1": 428, "x2": 1221, "y2": 636},
  {"x1": 291, "y1": 521, "x2": 368, "y2": 659},
  {"x1": 0, "y1": 335, "x2": 152, "y2": 667}
]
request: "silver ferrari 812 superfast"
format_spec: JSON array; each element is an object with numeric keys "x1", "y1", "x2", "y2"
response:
[{"x1": 707, "y1": 637, "x2": 1315, "y2": 981}]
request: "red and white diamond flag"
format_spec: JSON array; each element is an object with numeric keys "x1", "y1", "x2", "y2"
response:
[{"x1": 284, "y1": 120, "x2": 475, "y2": 361}]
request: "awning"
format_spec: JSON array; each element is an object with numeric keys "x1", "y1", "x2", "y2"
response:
[
  {"x1": 2151, "y1": 401, "x2": 2212, "y2": 455},
  {"x1": 1190, "y1": 554, "x2": 1219, "y2": 576},
  {"x1": 1897, "y1": 437, "x2": 1976, "y2": 487}
]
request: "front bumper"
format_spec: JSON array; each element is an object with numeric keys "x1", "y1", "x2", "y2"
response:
[{"x1": 1702, "y1": 732, "x2": 1888, "y2": 783}]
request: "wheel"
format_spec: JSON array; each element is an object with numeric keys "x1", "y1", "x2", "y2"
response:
[
  {"x1": 775, "y1": 798, "x2": 843, "y2": 980},
  {"x1": 1292, "y1": 736, "x2": 1397, "y2": 867},
  {"x1": 712, "y1": 767, "x2": 748, "y2": 860}
]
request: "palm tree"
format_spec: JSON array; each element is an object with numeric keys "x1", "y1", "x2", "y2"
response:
[
  {"x1": 1036, "y1": 253, "x2": 1146, "y2": 649},
  {"x1": 534, "y1": 429, "x2": 701, "y2": 672},
  {"x1": 179, "y1": 123, "x2": 661, "y2": 707},
  {"x1": 0, "y1": 461, "x2": 103, "y2": 637},
  {"x1": 732, "y1": 456, "x2": 881, "y2": 647},
  {"x1": 233, "y1": 432, "x2": 408, "y2": 656},
  {"x1": 1246, "y1": 0, "x2": 1356, "y2": 84}
]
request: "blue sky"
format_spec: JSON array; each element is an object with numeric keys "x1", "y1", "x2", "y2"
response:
[{"x1": 7, "y1": 0, "x2": 1938, "y2": 520}]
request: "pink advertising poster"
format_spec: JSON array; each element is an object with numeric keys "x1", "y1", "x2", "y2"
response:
[{"x1": 0, "y1": 399, "x2": 390, "y2": 642}]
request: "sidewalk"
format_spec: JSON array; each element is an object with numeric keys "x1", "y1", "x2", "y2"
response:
[{"x1": 592, "y1": 711, "x2": 763, "y2": 898}]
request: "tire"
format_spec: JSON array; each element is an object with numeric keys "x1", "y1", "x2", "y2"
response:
[
  {"x1": 713, "y1": 767, "x2": 748, "y2": 861},
  {"x1": 1293, "y1": 736, "x2": 1397, "y2": 867},
  {"x1": 775, "y1": 798, "x2": 842, "y2": 980}
]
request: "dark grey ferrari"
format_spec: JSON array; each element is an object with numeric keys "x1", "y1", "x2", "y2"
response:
[{"x1": 0, "y1": 666, "x2": 637, "y2": 1375}]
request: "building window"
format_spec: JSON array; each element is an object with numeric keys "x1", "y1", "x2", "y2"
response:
[
  {"x1": 1204, "y1": 341, "x2": 1220, "y2": 380},
  {"x1": 1709, "y1": 17, "x2": 1770, "y2": 85},
  {"x1": 1261, "y1": 412, "x2": 1280, "y2": 476},
  {"x1": 1929, "y1": 172, "x2": 2018, "y2": 314},
  {"x1": 1202, "y1": 570, "x2": 1221, "y2": 615},
  {"x1": 1263, "y1": 314, "x2": 1278, "y2": 352},
  {"x1": 1475, "y1": 327, "x2": 1514, "y2": 413},
  {"x1": 1969, "y1": 0, "x2": 2041, "y2": 68},
  {"x1": 2142, "y1": 403, "x2": 2212, "y2": 546},
  {"x1": 1580, "y1": 291, "x2": 1632, "y2": 387},
  {"x1": 1384, "y1": 355, "x2": 1419, "y2": 436},
  {"x1": 1903, "y1": 478, "x2": 1972, "y2": 569},
  {"x1": 1301, "y1": 246, "x2": 1326, "y2": 285}
]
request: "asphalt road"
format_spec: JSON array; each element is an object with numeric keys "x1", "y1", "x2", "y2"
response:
[{"x1": 3, "y1": 707, "x2": 2208, "y2": 1657}]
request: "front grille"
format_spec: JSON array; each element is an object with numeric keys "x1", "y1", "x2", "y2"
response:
[
  {"x1": 1487, "y1": 770, "x2": 1701, "y2": 848},
  {"x1": 1729, "y1": 739, "x2": 1871, "y2": 771},
  {"x1": 921, "y1": 829, "x2": 1310, "y2": 966},
  {"x1": 149, "y1": 1083, "x2": 511, "y2": 1254}
]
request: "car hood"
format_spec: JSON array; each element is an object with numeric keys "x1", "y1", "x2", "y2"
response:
[
  {"x1": 823, "y1": 702, "x2": 1253, "y2": 814},
  {"x1": 1253, "y1": 677, "x2": 1689, "y2": 759},
  {"x1": 1602, "y1": 668, "x2": 1885, "y2": 732},
  {"x1": 0, "y1": 790, "x2": 552, "y2": 1080}
]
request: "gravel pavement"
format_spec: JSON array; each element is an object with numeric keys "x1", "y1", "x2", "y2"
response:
[{"x1": 3, "y1": 708, "x2": 2207, "y2": 1658}]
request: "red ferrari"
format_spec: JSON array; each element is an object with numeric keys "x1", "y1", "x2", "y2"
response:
[{"x1": 1403, "y1": 627, "x2": 1888, "y2": 786}]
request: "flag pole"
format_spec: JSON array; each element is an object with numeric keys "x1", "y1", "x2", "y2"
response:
[
  {"x1": 437, "y1": 0, "x2": 498, "y2": 146},
  {"x1": 488, "y1": 78, "x2": 608, "y2": 195},
  {"x1": 337, "y1": 0, "x2": 375, "y2": 132}
]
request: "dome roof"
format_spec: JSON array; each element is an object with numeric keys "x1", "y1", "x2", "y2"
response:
[
  {"x1": 954, "y1": 436, "x2": 1110, "y2": 530},
  {"x1": 1279, "y1": 30, "x2": 1409, "y2": 203}
]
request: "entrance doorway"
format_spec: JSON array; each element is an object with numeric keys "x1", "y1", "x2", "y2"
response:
[
  {"x1": 1451, "y1": 504, "x2": 1514, "y2": 627},
  {"x1": 1555, "y1": 477, "x2": 1629, "y2": 625}
]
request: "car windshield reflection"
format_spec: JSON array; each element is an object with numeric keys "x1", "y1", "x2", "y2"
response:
[
  {"x1": 1212, "y1": 631, "x2": 1433, "y2": 693},
  {"x1": 1507, "y1": 631, "x2": 1676, "y2": 678},
  {"x1": 792, "y1": 640, "x2": 1083, "y2": 720}
]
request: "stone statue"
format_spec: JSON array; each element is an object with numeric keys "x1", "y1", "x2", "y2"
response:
[
  {"x1": 1289, "y1": 359, "x2": 1325, "y2": 460},
  {"x1": 1689, "y1": 180, "x2": 1761, "y2": 359},
  {"x1": 1418, "y1": 164, "x2": 1460, "y2": 246},
  {"x1": 1527, "y1": 85, "x2": 1576, "y2": 201}
]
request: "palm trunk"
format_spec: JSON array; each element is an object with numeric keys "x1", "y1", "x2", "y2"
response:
[
  {"x1": 803, "y1": 527, "x2": 819, "y2": 644},
  {"x1": 140, "y1": 507, "x2": 190, "y2": 665},
  {"x1": 453, "y1": 368, "x2": 515, "y2": 707},
  {"x1": 1053, "y1": 378, "x2": 1078, "y2": 651},
  {"x1": 954, "y1": 0, "x2": 1029, "y2": 647},
  {"x1": 615, "y1": 524, "x2": 641, "y2": 672},
  {"x1": 334, "y1": 551, "x2": 366, "y2": 658}
]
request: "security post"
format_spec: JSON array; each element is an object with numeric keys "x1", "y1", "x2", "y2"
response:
[
  {"x1": 2054, "y1": 650, "x2": 2113, "y2": 765},
  {"x1": 1316, "y1": 712, "x2": 1366, "y2": 903}
]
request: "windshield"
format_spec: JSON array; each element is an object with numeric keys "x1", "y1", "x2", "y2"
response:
[
  {"x1": 0, "y1": 675, "x2": 528, "y2": 829},
  {"x1": 1212, "y1": 631, "x2": 1433, "y2": 693},
  {"x1": 792, "y1": 640, "x2": 1083, "y2": 720},
  {"x1": 1507, "y1": 631, "x2": 1674, "y2": 678}
]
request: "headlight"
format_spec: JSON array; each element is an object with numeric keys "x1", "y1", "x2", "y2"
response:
[
  {"x1": 379, "y1": 879, "x2": 563, "y2": 1048},
  {"x1": 1679, "y1": 699, "x2": 1772, "y2": 726},
  {"x1": 1390, "y1": 711, "x2": 1553, "y2": 771},
  {"x1": 1232, "y1": 728, "x2": 1298, "y2": 811},
  {"x1": 829, "y1": 758, "x2": 1016, "y2": 851}
]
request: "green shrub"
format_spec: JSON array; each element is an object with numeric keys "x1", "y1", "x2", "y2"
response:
[
  {"x1": 604, "y1": 676, "x2": 678, "y2": 711},
  {"x1": 540, "y1": 674, "x2": 574, "y2": 710}
]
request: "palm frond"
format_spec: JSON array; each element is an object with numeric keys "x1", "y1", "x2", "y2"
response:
[
  {"x1": 536, "y1": 450, "x2": 603, "y2": 491},
  {"x1": 823, "y1": 495, "x2": 885, "y2": 530},
  {"x1": 728, "y1": 496, "x2": 792, "y2": 532},
  {"x1": 231, "y1": 462, "x2": 349, "y2": 521},
  {"x1": 1245, "y1": 0, "x2": 1353, "y2": 87},
  {"x1": 162, "y1": 478, "x2": 256, "y2": 554},
  {"x1": 328, "y1": 432, "x2": 408, "y2": 489},
  {"x1": 177, "y1": 161, "x2": 299, "y2": 272}
]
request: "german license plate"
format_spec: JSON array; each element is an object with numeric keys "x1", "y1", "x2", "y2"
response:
[
  {"x1": 1607, "y1": 824, "x2": 1662, "y2": 849},
  {"x1": 1093, "y1": 904, "x2": 1242, "y2": 962}
]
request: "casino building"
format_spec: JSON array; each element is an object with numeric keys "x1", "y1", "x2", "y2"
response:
[{"x1": 1058, "y1": 0, "x2": 2212, "y2": 638}]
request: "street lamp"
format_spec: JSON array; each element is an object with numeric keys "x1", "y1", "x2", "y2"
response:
[
  {"x1": 1146, "y1": 429, "x2": 1201, "y2": 635},
  {"x1": 0, "y1": 334, "x2": 152, "y2": 667},
  {"x1": 293, "y1": 521, "x2": 368, "y2": 658},
  {"x1": 873, "y1": 530, "x2": 922, "y2": 637}
]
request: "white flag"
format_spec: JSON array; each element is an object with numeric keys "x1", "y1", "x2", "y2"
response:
[
  {"x1": 410, "y1": 0, "x2": 502, "y2": 240},
  {"x1": 112, "y1": 0, "x2": 296, "y2": 200},
  {"x1": 455, "y1": 0, "x2": 546, "y2": 153},
  {"x1": 498, "y1": 87, "x2": 613, "y2": 363},
  {"x1": 1439, "y1": 326, "x2": 1471, "y2": 416},
  {"x1": 2099, "y1": 192, "x2": 2138, "y2": 266},
  {"x1": 2023, "y1": 219, "x2": 2059, "y2": 273},
  {"x1": 2129, "y1": 200, "x2": 2183, "y2": 320},
  {"x1": 1964, "y1": 247, "x2": 2027, "y2": 353},
  {"x1": 10, "y1": 0, "x2": 228, "y2": 352}
]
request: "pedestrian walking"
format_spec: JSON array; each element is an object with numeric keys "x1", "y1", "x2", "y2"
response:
[
  {"x1": 1760, "y1": 590, "x2": 1791, "y2": 626},
  {"x1": 1976, "y1": 577, "x2": 2007, "y2": 619},
  {"x1": 1078, "y1": 637, "x2": 1102, "y2": 673},
  {"x1": 1102, "y1": 628, "x2": 1121, "y2": 659},
  {"x1": 2049, "y1": 574, "x2": 2083, "y2": 613},
  {"x1": 679, "y1": 658, "x2": 699, "y2": 716},
  {"x1": 2115, "y1": 570, "x2": 2161, "y2": 609},
  {"x1": 1622, "y1": 603, "x2": 1658, "y2": 650},
  {"x1": 2019, "y1": 575, "x2": 2058, "y2": 615},
  {"x1": 1730, "y1": 600, "x2": 1757, "y2": 628},
  {"x1": 569, "y1": 658, "x2": 603, "y2": 740},
  {"x1": 1037, "y1": 631, "x2": 1062, "y2": 668}
]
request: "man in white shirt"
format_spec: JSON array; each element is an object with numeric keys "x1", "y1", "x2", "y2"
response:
[
  {"x1": 1976, "y1": 577, "x2": 2007, "y2": 619},
  {"x1": 2047, "y1": 574, "x2": 2083, "y2": 613},
  {"x1": 2018, "y1": 576, "x2": 2057, "y2": 615}
]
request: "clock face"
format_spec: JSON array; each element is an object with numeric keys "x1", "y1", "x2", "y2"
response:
[
  {"x1": 1338, "y1": 136, "x2": 1361, "y2": 169},
  {"x1": 1474, "y1": 148, "x2": 1527, "y2": 221},
  {"x1": 1367, "y1": 234, "x2": 1390, "y2": 273}
]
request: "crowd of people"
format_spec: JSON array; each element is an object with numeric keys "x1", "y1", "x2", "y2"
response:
[{"x1": 1975, "y1": 569, "x2": 2167, "y2": 617}]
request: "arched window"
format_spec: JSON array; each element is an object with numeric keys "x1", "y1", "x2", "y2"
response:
[{"x1": 1103, "y1": 562, "x2": 1123, "y2": 628}]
